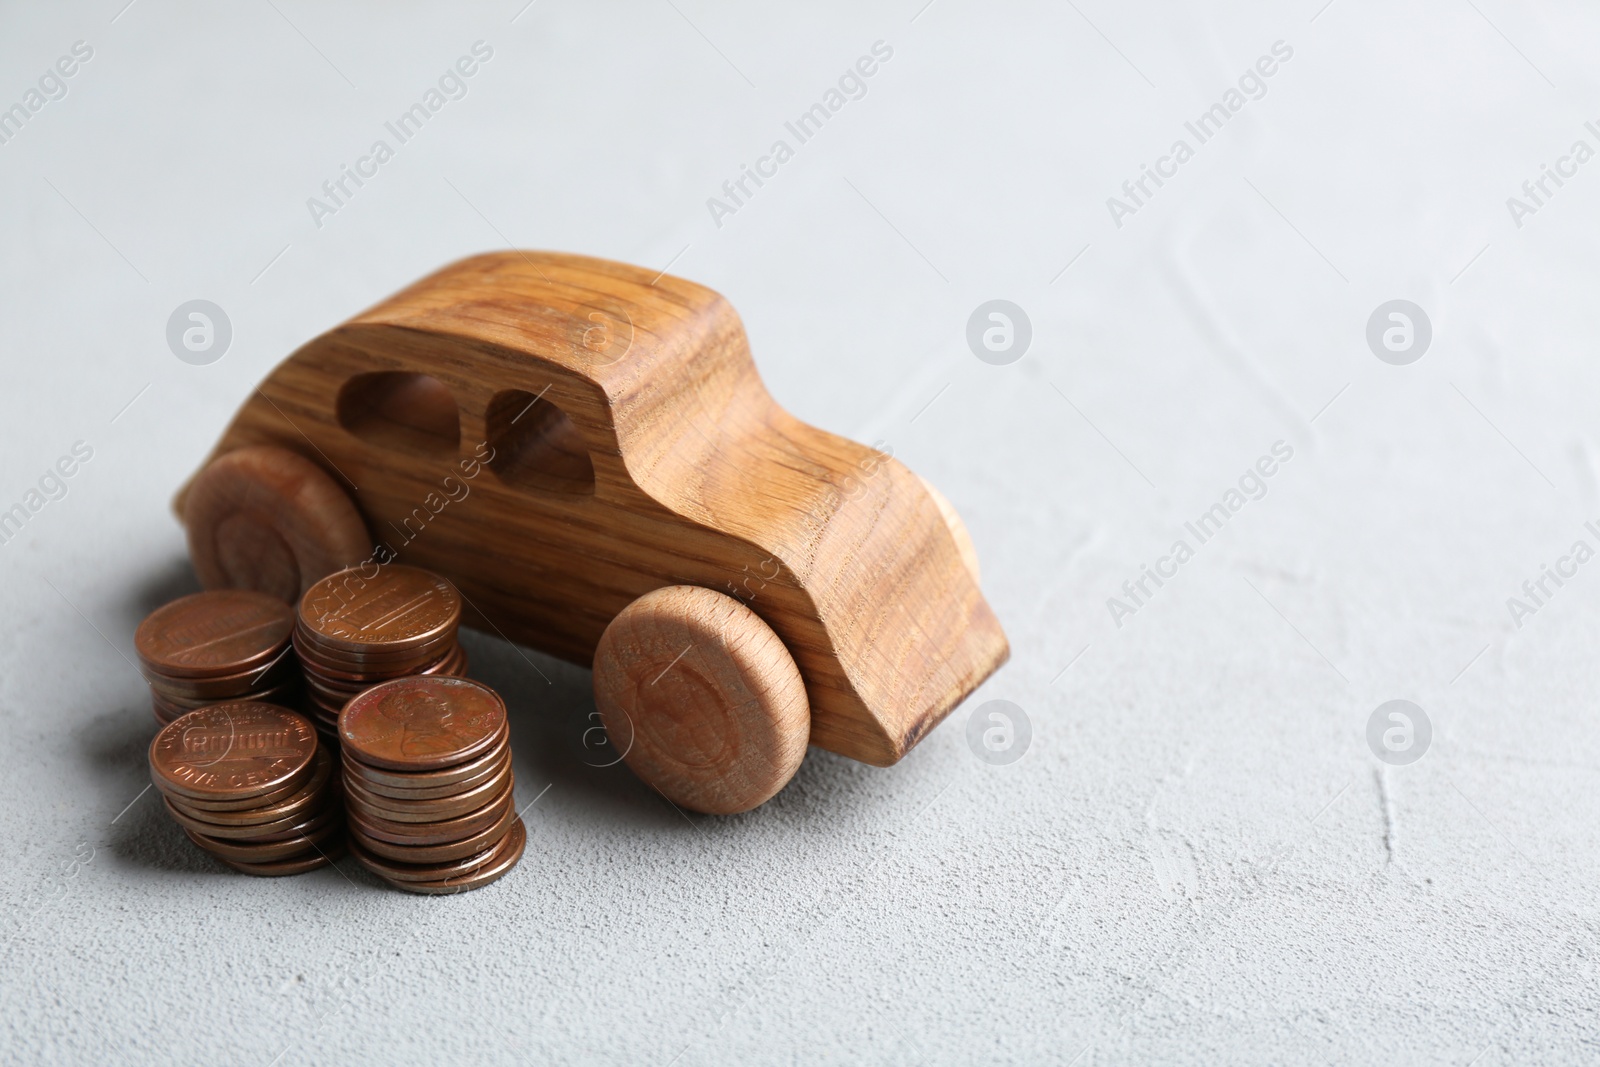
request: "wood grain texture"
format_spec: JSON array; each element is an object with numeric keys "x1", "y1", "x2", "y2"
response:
[
  {"x1": 593, "y1": 585, "x2": 808, "y2": 814},
  {"x1": 916, "y1": 475, "x2": 980, "y2": 587},
  {"x1": 184, "y1": 445, "x2": 372, "y2": 602},
  {"x1": 176, "y1": 251, "x2": 1009, "y2": 766}
]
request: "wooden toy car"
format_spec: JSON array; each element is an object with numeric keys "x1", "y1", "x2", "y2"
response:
[{"x1": 175, "y1": 252, "x2": 1008, "y2": 813}]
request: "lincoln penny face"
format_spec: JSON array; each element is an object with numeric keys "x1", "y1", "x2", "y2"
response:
[
  {"x1": 149, "y1": 703, "x2": 317, "y2": 800},
  {"x1": 339, "y1": 676, "x2": 506, "y2": 771},
  {"x1": 298, "y1": 565, "x2": 460, "y2": 652}
]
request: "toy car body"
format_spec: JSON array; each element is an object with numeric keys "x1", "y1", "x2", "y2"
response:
[{"x1": 178, "y1": 251, "x2": 1007, "y2": 784}]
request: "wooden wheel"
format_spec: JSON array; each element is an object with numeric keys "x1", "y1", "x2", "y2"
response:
[
  {"x1": 183, "y1": 445, "x2": 371, "y2": 603},
  {"x1": 592, "y1": 585, "x2": 809, "y2": 815}
]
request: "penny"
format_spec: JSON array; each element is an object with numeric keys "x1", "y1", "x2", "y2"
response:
[
  {"x1": 300, "y1": 646, "x2": 466, "y2": 693},
  {"x1": 149, "y1": 678, "x2": 303, "y2": 717},
  {"x1": 351, "y1": 817, "x2": 523, "y2": 886},
  {"x1": 339, "y1": 676, "x2": 505, "y2": 772},
  {"x1": 388, "y1": 818, "x2": 525, "y2": 895},
  {"x1": 341, "y1": 725, "x2": 506, "y2": 789},
  {"x1": 145, "y1": 655, "x2": 297, "y2": 701},
  {"x1": 298, "y1": 565, "x2": 460, "y2": 655},
  {"x1": 136, "y1": 590, "x2": 294, "y2": 679},
  {"x1": 151, "y1": 696, "x2": 184, "y2": 727},
  {"x1": 170, "y1": 746, "x2": 332, "y2": 812},
  {"x1": 294, "y1": 634, "x2": 457, "y2": 677},
  {"x1": 348, "y1": 800, "x2": 518, "y2": 864},
  {"x1": 348, "y1": 832, "x2": 501, "y2": 883},
  {"x1": 343, "y1": 737, "x2": 507, "y2": 799},
  {"x1": 306, "y1": 689, "x2": 345, "y2": 714},
  {"x1": 165, "y1": 749, "x2": 335, "y2": 826},
  {"x1": 347, "y1": 782, "x2": 513, "y2": 847},
  {"x1": 183, "y1": 818, "x2": 344, "y2": 863},
  {"x1": 150, "y1": 703, "x2": 317, "y2": 801},
  {"x1": 163, "y1": 793, "x2": 339, "y2": 841},
  {"x1": 216, "y1": 842, "x2": 345, "y2": 877},
  {"x1": 321, "y1": 650, "x2": 466, "y2": 689},
  {"x1": 241, "y1": 804, "x2": 343, "y2": 844},
  {"x1": 344, "y1": 762, "x2": 511, "y2": 822}
]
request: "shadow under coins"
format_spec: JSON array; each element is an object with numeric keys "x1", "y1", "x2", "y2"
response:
[
  {"x1": 76, "y1": 705, "x2": 218, "y2": 875},
  {"x1": 83, "y1": 701, "x2": 388, "y2": 887}
]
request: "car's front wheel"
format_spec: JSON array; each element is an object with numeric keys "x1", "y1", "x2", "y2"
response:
[
  {"x1": 183, "y1": 444, "x2": 371, "y2": 603},
  {"x1": 592, "y1": 585, "x2": 809, "y2": 815}
]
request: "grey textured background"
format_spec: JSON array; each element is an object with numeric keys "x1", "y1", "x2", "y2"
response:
[{"x1": 3, "y1": 1, "x2": 1599, "y2": 1064}]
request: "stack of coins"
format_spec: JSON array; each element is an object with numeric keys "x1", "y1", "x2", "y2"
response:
[
  {"x1": 293, "y1": 564, "x2": 468, "y2": 740},
  {"x1": 135, "y1": 590, "x2": 300, "y2": 726},
  {"x1": 340, "y1": 676, "x2": 525, "y2": 894},
  {"x1": 149, "y1": 702, "x2": 345, "y2": 875}
]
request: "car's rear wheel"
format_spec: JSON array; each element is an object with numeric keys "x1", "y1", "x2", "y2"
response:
[
  {"x1": 592, "y1": 585, "x2": 809, "y2": 815},
  {"x1": 183, "y1": 445, "x2": 371, "y2": 603}
]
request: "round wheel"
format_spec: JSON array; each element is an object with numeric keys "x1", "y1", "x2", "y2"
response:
[
  {"x1": 183, "y1": 445, "x2": 370, "y2": 603},
  {"x1": 592, "y1": 586, "x2": 809, "y2": 815},
  {"x1": 916, "y1": 474, "x2": 981, "y2": 586}
]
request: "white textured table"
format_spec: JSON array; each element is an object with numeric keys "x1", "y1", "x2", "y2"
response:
[{"x1": 3, "y1": 2, "x2": 1598, "y2": 1063}]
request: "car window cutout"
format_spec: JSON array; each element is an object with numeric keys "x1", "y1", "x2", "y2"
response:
[
  {"x1": 485, "y1": 388, "x2": 595, "y2": 495},
  {"x1": 337, "y1": 372, "x2": 461, "y2": 456}
]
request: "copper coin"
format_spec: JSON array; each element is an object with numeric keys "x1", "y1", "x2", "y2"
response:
[
  {"x1": 165, "y1": 748, "x2": 335, "y2": 826},
  {"x1": 294, "y1": 633, "x2": 456, "y2": 677},
  {"x1": 348, "y1": 800, "x2": 518, "y2": 864},
  {"x1": 344, "y1": 763, "x2": 511, "y2": 822},
  {"x1": 184, "y1": 818, "x2": 344, "y2": 862},
  {"x1": 145, "y1": 655, "x2": 296, "y2": 700},
  {"x1": 150, "y1": 676, "x2": 303, "y2": 713},
  {"x1": 295, "y1": 619, "x2": 456, "y2": 659},
  {"x1": 299, "y1": 643, "x2": 465, "y2": 689},
  {"x1": 349, "y1": 833, "x2": 500, "y2": 883},
  {"x1": 243, "y1": 804, "x2": 343, "y2": 844},
  {"x1": 314, "y1": 644, "x2": 466, "y2": 686},
  {"x1": 306, "y1": 689, "x2": 346, "y2": 715},
  {"x1": 341, "y1": 747, "x2": 504, "y2": 801},
  {"x1": 136, "y1": 590, "x2": 295, "y2": 679},
  {"x1": 216, "y1": 841, "x2": 345, "y2": 877},
  {"x1": 347, "y1": 782, "x2": 513, "y2": 846},
  {"x1": 303, "y1": 674, "x2": 367, "y2": 702},
  {"x1": 298, "y1": 565, "x2": 460, "y2": 655},
  {"x1": 339, "y1": 676, "x2": 505, "y2": 772},
  {"x1": 171, "y1": 746, "x2": 332, "y2": 812},
  {"x1": 163, "y1": 792, "x2": 338, "y2": 841},
  {"x1": 346, "y1": 774, "x2": 512, "y2": 837},
  {"x1": 350, "y1": 816, "x2": 522, "y2": 884},
  {"x1": 386, "y1": 818, "x2": 525, "y2": 895},
  {"x1": 340, "y1": 725, "x2": 507, "y2": 791},
  {"x1": 149, "y1": 703, "x2": 317, "y2": 801}
]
